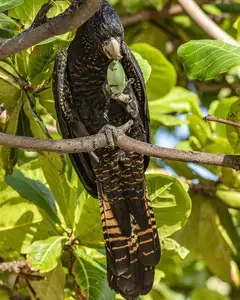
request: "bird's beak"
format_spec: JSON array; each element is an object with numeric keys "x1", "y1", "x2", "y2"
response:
[{"x1": 103, "y1": 38, "x2": 122, "y2": 60}]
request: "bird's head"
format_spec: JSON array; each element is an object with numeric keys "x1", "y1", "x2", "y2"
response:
[{"x1": 91, "y1": 1, "x2": 124, "y2": 60}]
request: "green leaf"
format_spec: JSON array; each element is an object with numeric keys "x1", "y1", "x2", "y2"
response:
[
  {"x1": 75, "y1": 189, "x2": 103, "y2": 247},
  {"x1": 132, "y1": 50, "x2": 152, "y2": 83},
  {"x1": 216, "y1": 184, "x2": 240, "y2": 209},
  {"x1": 1, "y1": 90, "x2": 22, "y2": 174},
  {"x1": 0, "y1": 289, "x2": 9, "y2": 300},
  {"x1": 202, "y1": 136, "x2": 233, "y2": 155},
  {"x1": 73, "y1": 246, "x2": 115, "y2": 300},
  {"x1": 149, "y1": 87, "x2": 194, "y2": 126},
  {"x1": 0, "y1": 185, "x2": 50, "y2": 260},
  {"x1": 20, "y1": 159, "x2": 47, "y2": 185},
  {"x1": 172, "y1": 194, "x2": 201, "y2": 253},
  {"x1": 27, "y1": 236, "x2": 67, "y2": 273},
  {"x1": 188, "y1": 114, "x2": 212, "y2": 147},
  {"x1": 146, "y1": 174, "x2": 192, "y2": 237},
  {"x1": 0, "y1": 76, "x2": 19, "y2": 109},
  {"x1": 221, "y1": 168, "x2": 240, "y2": 189},
  {"x1": 216, "y1": 202, "x2": 240, "y2": 251},
  {"x1": 13, "y1": 51, "x2": 29, "y2": 78},
  {"x1": 131, "y1": 43, "x2": 176, "y2": 100},
  {"x1": 151, "y1": 114, "x2": 186, "y2": 127},
  {"x1": 5, "y1": 169, "x2": 59, "y2": 224},
  {"x1": 129, "y1": 22, "x2": 168, "y2": 55},
  {"x1": 149, "y1": 87, "x2": 202, "y2": 118},
  {"x1": 226, "y1": 98, "x2": 240, "y2": 153},
  {"x1": 191, "y1": 287, "x2": 230, "y2": 300},
  {"x1": 38, "y1": 88, "x2": 56, "y2": 118},
  {"x1": 28, "y1": 43, "x2": 56, "y2": 86},
  {"x1": 0, "y1": 13, "x2": 19, "y2": 38},
  {"x1": 209, "y1": 97, "x2": 238, "y2": 138},
  {"x1": 166, "y1": 141, "x2": 197, "y2": 180},
  {"x1": 178, "y1": 40, "x2": 240, "y2": 81},
  {"x1": 198, "y1": 199, "x2": 234, "y2": 283},
  {"x1": 0, "y1": 0, "x2": 23, "y2": 12},
  {"x1": 9, "y1": 0, "x2": 47, "y2": 27},
  {"x1": 216, "y1": 4, "x2": 240, "y2": 14},
  {"x1": 40, "y1": 155, "x2": 77, "y2": 229},
  {"x1": 31, "y1": 263, "x2": 65, "y2": 300},
  {"x1": 173, "y1": 195, "x2": 236, "y2": 283},
  {"x1": 237, "y1": 18, "x2": 240, "y2": 34},
  {"x1": 149, "y1": 0, "x2": 167, "y2": 10},
  {"x1": 23, "y1": 99, "x2": 76, "y2": 229},
  {"x1": 202, "y1": 4, "x2": 222, "y2": 15},
  {"x1": 201, "y1": 137, "x2": 234, "y2": 176},
  {"x1": 157, "y1": 238, "x2": 189, "y2": 284}
]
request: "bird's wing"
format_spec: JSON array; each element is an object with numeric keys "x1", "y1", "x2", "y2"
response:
[
  {"x1": 52, "y1": 48, "x2": 98, "y2": 198},
  {"x1": 121, "y1": 41, "x2": 150, "y2": 170}
]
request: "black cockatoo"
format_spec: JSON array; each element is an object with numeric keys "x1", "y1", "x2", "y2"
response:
[{"x1": 53, "y1": 1, "x2": 160, "y2": 299}]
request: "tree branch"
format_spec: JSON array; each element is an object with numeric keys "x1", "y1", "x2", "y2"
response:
[
  {"x1": 0, "y1": 261, "x2": 36, "y2": 274},
  {"x1": 120, "y1": 5, "x2": 183, "y2": 26},
  {"x1": 120, "y1": 0, "x2": 210, "y2": 26},
  {"x1": 0, "y1": 127, "x2": 239, "y2": 170},
  {"x1": 204, "y1": 114, "x2": 240, "y2": 128},
  {"x1": 0, "y1": 0, "x2": 101, "y2": 60},
  {"x1": 177, "y1": 0, "x2": 238, "y2": 45}
]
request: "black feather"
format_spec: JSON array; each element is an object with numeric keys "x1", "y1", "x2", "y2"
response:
[{"x1": 52, "y1": 1, "x2": 161, "y2": 299}]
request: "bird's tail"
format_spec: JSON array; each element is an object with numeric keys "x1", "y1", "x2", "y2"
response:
[{"x1": 97, "y1": 150, "x2": 161, "y2": 299}]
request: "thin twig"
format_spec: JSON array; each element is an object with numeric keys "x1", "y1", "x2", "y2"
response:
[
  {"x1": 0, "y1": 66, "x2": 23, "y2": 87},
  {"x1": 0, "y1": 124, "x2": 240, "y2": 170},
  {"x1": 69, "y1": 252, "x2": 86, "y2": 300},
  {"x1": 187, "y1": 180, "x2": 240, "y2": 211},
  {"x1": 0, "y1": 0, "x2": 101, "y2": 59},
  {"x1": 25, "y1": 279, "x2": 40, "y2": 300},
  {"x1": 196, "y1": 82, "x2": 240, "y2": 93},
  {"x1": 177, "y1": 0, "x2": 238, "y2": 45},
  {"x1": 120, "y1": 5, "x2": 182, "y2": 26},
  {"x1": 203, "y1": 114, "x2": 240, "y2": 128},
  {"x1": 120, "y1": 0, "x2": 210, "y2": 26}
]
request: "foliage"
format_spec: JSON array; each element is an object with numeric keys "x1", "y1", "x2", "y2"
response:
[{"x1": 0, "y1": 0, "x2": 240, "y2": 300}]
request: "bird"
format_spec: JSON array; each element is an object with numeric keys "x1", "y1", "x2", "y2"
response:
[{"x1": 52, "y1": 1, "x2": 161, "y2": 299}]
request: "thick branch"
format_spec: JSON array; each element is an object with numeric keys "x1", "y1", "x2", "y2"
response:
[
  {"x1": 177, "y1": 0, "x2": 238, "y2": 45},
  {"x1": 0, "y1": 129, "x2": 239, "y2": 170},
  {"x1": 0, "y1": 0, "x2": 101, "y2": 60}
]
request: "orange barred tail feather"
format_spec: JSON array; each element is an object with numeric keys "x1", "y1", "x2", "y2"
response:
[
  {"x1": 100, "y1": 197, "x2": 131, "y2": 276},
  {"x1": 95, "y1": 150, "x2": 161, "y2": 299},
  {"x1": 99, "y1": 188, "x2": 160, "y2": 299}
]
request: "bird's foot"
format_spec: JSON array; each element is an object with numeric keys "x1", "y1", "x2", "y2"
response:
[
  {"x1": 112, "y1": 93, "x2": 131, "y2": 104},
  {"x1": 99, "y1": 120, "x2": 134, "y2": 148},
  {"x1": 103, "y1": 111, "x2": 109, "y2": 122},
  {"x1": 90, "y1": 151, "x2": 100, "y2": 164},
  {"x1": 126, "y1": 78, "x2": 135, "y2": 88},
  {"x1": 99, "y1": 125, "x2": 118, "y2": 148}
]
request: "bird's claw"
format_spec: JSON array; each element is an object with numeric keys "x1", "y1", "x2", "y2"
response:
[
  {"x1": 119, "y1": 119, "x2": 134, "y2": 133},
  {"x1": 99, "y1": 120, "x2": 134, "y2": 148},
  {"x1": 99, "y1": 125, "x2": 118, "y2": 148},
  {"x1": 103, "y1": 111, "x2": 109, "y2": 122},
  {"x1": 112, "y1": 93, "x2": 131, "y2": 104},
  {"x1": 90, "y1": 152, "x2": 100, "y2": 164},
  {"x1": 126, "y1": 78, "x2": 135, "y2": 87}
]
